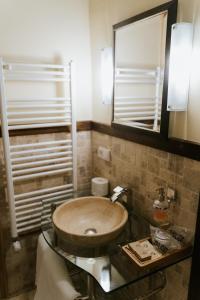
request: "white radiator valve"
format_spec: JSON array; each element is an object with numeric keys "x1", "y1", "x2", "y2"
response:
[{"x1": 13, "y1": 240, "x2": 22, "y2": 252}]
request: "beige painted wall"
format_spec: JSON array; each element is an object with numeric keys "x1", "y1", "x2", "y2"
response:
[
  {"x1": 0, "y1": 0, "x2": 92, "y2": 121},
  {"x1": 115, "y1": 13, "x2": 166, "y2": 68},
  {"x1": 89, "y1": 0, "x2": 200, "y2": 144},
  {"x1": 89, "y1": 0, "x2": 170, "y2": 124}
]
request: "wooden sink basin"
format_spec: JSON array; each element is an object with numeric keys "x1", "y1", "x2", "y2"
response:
[{"x1": 52, "y1": 196, "x2": 128, "y2": 247}]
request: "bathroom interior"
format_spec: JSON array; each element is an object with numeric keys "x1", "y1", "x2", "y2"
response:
[{"x1": 0, "y1": 0, "x2": 200, "y2": 300}]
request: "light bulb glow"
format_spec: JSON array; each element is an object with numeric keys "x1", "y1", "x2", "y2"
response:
[{"x1": 167, "y1": 23, "x2": 193, "y2": 111}]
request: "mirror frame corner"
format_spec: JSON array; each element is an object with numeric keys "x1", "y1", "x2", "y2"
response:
[{"x1": 112, "y1": 0, "x2": 178, "y2": 140}]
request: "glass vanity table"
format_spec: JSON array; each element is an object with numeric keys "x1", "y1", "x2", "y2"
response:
[{"x1": 42, "y1": 211, "x2": 192, "y2": 299}]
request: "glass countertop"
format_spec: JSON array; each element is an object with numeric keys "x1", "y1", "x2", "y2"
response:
[{"x1": 42, "y1": 211, "x2": 192, "y2": 294}]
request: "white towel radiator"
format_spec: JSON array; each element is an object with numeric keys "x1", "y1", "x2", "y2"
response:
[
  {"x1": 0, "y1": 59, "x2": 77, "y2": 243},
  {"x1": 114, "y1": 67, "x2": 163, "y2": 131}
]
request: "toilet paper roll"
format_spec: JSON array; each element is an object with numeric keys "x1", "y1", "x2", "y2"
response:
[{"x1": 91, "y1": 177, "x2": 109, "y2": 196}]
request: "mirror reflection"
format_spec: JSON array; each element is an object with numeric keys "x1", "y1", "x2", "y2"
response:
[{"x1": 113, "y1": 11, "x2": 168, "y2": 132}]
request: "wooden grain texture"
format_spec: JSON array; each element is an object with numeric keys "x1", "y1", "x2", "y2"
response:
[
  {"x1": 92, "y1": 121, "x2": 200, "y2": 161},
  {"x1": 0, "y1": 120, "x2": 92, "y2": 137},
  {"x1": 122, "y1": 237, "x2": 192, "y2": 269},
  {"x1": 1, "y1": 118, "x2": 199, "y2": 161},
  {"x1": 113, "y1": 0, "x2": 178, "y2": 139}
]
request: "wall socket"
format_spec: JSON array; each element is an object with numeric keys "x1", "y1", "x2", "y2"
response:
[{"x1": 97, "y1": 146, "x2": 111, "y2": 161}]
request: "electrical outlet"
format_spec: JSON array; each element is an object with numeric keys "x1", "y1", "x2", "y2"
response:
[{"x1": 97, "y1": 146, "x2": 111, "y2": 161}]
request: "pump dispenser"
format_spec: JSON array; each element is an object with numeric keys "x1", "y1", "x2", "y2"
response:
[{"x1": 153, "y1": 188, "x2": 169, "y2": 225}]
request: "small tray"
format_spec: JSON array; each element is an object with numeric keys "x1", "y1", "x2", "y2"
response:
[{"x1": 122, "y1": 237, "x2": 192, "y2": 269}]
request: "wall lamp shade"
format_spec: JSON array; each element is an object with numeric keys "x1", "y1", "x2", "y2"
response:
[
  {"x1": 167, "y1": 23, "x2": 193, "y2": 111},
  {"x1": 101, "y1": 47, "x2": 113, "y2": 105}
]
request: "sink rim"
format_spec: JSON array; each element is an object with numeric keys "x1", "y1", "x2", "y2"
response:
[{"x1": 52, "y1": 196, "x2": 128, "y2": 239}]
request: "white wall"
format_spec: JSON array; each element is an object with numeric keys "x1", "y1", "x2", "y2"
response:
[
  {"x1": 115, "y1": 13, "x2": 166, "y2": 68},
  {"x1": 169, "y1": 0, "x2": 200, "y2": 143},
  {"x1": 1, "y1": 0, "x2": 199, "y2": 140},
  {"x1": 0, "y1": 0, "x2": 92, "y2": 121},
  {"x1": 89, "y1": 0, "x2": 200, "y2": 144},
  {"x1": 89, "y1": 0, "x2": 169, "y2": 124}
]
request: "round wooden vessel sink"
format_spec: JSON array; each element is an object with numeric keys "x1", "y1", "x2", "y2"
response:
[{"x1": 52, "y1": 196, "x2": 128, "y2": 247}]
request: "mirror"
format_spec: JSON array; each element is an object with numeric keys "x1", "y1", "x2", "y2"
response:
[
  {"x1": 169, "y1": 104, "x2": 200, "y2": 145},
  {"x1": 112, "y1": 1, "x2": 177, "y2": 136}
]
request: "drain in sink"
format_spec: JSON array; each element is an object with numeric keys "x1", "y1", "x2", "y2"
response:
[{"x1": 84, "y1": 228, "x2": 97, "y2": 235}]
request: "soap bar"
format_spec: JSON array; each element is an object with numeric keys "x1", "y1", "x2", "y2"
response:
[{"x1": 128, "y1": 240, "x2": 162, "y2": 262}]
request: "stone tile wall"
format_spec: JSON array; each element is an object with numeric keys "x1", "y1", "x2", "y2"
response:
[
  {"x1": 0, "y1": 129, "x2": 199, "y2": 299},
  {"x1": 92, "y1": 130, "x2": 200, "y2": 300},
  {"x1": 0, "y1": 131, "x2": 92, "y2": 297}
]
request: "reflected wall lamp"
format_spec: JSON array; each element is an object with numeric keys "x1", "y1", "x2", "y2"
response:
[
  {"x1": 101, "y1": 47, "x2": 113, "y2": 105},
  {"x1": 167, "y1": 22, "x2": 193, "y2": 111}
]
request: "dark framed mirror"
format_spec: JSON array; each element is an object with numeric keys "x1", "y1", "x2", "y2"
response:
[{"x1": 112, "y1": 0, "x2": 178, "y2": 139}]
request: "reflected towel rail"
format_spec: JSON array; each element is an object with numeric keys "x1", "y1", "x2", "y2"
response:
[{"x1": 114, "y1": 66, "x2": 163, "y2": 130}]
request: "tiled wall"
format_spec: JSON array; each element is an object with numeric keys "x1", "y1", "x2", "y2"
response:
[
  {"x1": 92, "y1": 130, "x2": 200, "y2": 300},
  {"x1": 0, "y1": 129, "x2": 199, "y2": 299},
  {"x1": 0, "y1": 131, "x2": 92, "y2": 297}
]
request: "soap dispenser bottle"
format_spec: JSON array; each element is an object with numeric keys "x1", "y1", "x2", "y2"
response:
[{"x1": 153, "y1": 188, "x2": 169, "y2": 225}]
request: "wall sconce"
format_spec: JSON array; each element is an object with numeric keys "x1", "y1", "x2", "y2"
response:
[
  {"x1": 101, "y1": 47, "x2": 113, "y2": 105},
  {"x1": 167, "y1": 23, "x2": 193, "y2": 111}
]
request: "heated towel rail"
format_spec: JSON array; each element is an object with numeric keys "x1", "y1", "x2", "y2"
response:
[
  {"x1": 114, "y1": 67, "x2": 163, "y2": 131},
  {"x1": 0, "y1": 59, "x2": 77, "y2": 243}
]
